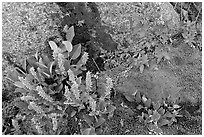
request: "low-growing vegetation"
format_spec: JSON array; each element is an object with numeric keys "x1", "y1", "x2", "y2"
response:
[{"x1": 2, "y1": 2, "x2": 202, "y2": 135}]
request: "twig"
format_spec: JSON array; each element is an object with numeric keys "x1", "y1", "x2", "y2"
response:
[{"x1": 92, "y1": 58, "x2": 101, "y2": 72}]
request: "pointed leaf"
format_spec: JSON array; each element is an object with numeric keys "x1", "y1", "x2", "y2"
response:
[
  {"x1": 62, "y1": 41, "x2": 73, "y2": 52},
  {"x1": 142, "y1": 95, "x2": 147, "y2": 102},
  {"x1": 83, "y1": 114, "x2": 94, "y2": 126},
  {"x1": 49, "y1": 41, "x2": 58, "y2": 51},
  {"x1": 95, "y1": 117, "x2": 106, "y2": 128},
  {"x1": 98, "y1": 99, "x2": 106, "y2": 112},
  {"x1": 152, "y1": 101, "x2": 161, "y2": 110},
  {"x1": 158, "y1": 107, "x2": 165, "y2": 115},
  {"x1": 62, "y1": 51, "x2": 69, "y2": 58},
  {"x1": 158, "y1": 119, "x2": 170, "y2": 127},
  {"x1": 64, "y1": 26, "x2": 75, "y2": 42},
  {"x1": 173, "y1": 104, "x2": 180, "y2": 109},
  {"x1": 70, "y1": 110, "x2": 77, "y2": 117},
  {"x1": 14, "y1": 81, "x2": 25, "y2": 88},
  {"x1": 106, "y1": 105, "x2": 116, "y2": 114},
  {"x1": 55, "y1": 84, "x2": 63, "y2": 92},
  {"x1": 64, "y1": 60, "x2": 70, "y2": 71},
  {"x1": 6, "y1": 70, "x2": 19, "y2": 82},
  {"x1": 70, "y1": 44, "x2": 81, "y2": 60},
  {"x1": 148, "y1": 109, "x2": 153, "y2": 115},
  {"x1": 41, "y1": 54, "x2": 50, "y2": 66},
  {"x1": 14, "y1": 88, "x2": 28, "y2": 94},
  {"x1": 36, "y1": 61, "x2": 48, "y2": 70},
  {"x1": 135, "y1": 91, "x2": 141, "y2": 103},
  {"x1": 48, "y1": 61, "x2": 55, "y2": 75},
  {"x1": 144, "y1": 98, "x2": 151, "y2": 108},
  {"x1": 126, "y1": 108, "x2": 135, "y2": 115},
  {"x1": 140, "y1": 64, "x2": 144, "y2": 73},
  {"x1": 81, "y1": 127, "x2": 95, "y2": 135},
  {"x1": 124, "y1": 94, "x2": 135, "y2": 102},
  {"x1": 22, "y1": 58, "x2": 27, "y2": 72},
  {"x1": 152, "y1": 111, "x2": 161, "y2": 122},
  {"x1": 14, "y1": 101, "x2": 29, "y2": 109},
  {"x1": 27, "y1": 56, "x2": 38, "y2": 68},
  {"x1": 137, "y1": 104, "x2": 144, "y2": 110},
  {"x1": 34, "y1": 51, "x2": 39, "y2": 60},
  {"x1": 163, "y1": 111, "x2": 173, "y2": 118}
]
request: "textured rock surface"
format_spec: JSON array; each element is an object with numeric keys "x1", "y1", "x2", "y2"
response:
[{"x1": 2, "y1": 2, "x2": 62, "y2": 59}]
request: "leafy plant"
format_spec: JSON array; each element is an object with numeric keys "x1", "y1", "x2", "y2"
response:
[
  {"x1": 136, "y1": 95, "x2": 182, "y2": 135},
  {"x1": 5, "y1": 26, "x2": 83, "y2": 134},
  {"x1": 6, "y1": 25, "x2": 116, "y2": 135}
]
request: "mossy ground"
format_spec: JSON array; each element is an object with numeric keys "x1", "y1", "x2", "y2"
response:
[{"x1": 2, "y1": 2, "x2": 202, "y2": 135}]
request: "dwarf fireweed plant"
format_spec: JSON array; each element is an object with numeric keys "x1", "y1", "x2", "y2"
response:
[{"x1": 7, "y1": 26, "x2": 115, "y2": 135}]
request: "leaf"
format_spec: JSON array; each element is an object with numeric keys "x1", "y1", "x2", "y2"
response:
[
  {"x1": 14, "y1": 101, "x2": 29, "y2": 110},
  {"x1": 158, "y1": 107, "x2": 165, "y2": 115},
  {"x1": 142, "y1": 95, "x2": 147, "y2": 102},
  {"x1": 49, "y1": 41, "x2": 58, "y2": 51},
  {"x1": 14, "y1": 81, "x2": 25, "y2": 88},
  {"x1": 70, "y1": 110, "x2": 77, "y2": 117},
  {"x1": 135, "y1": 91, "x2": 141, "y2": 103},
  {"x1": 34, "y1": 51, "x2": 39, "y2": 60},
  {"x1": 163, "y1": 111, "x2": 173, "y2": 118},
  {"x1": 64, "y1": 60, "x2": 71, "y2": 71},
  {"x1": 41, "y1": 54, "x2": 50, "y2": 66},
  {"x1": 22, "y1": 58, "x2": 27, "y2": 72},
  {"x1": 139, "y1": 115, "x2": 144, "y2": 122},
  {"x1": 27, "y1": 56, "x2": 38, "y2": 68},
  {"x1": 148, "y1": 109, "x2": 153, "y2": 115},
  {"x1": 106, "y1": 104, "x2": 116, "y2": 114},
  {"x1": 126, "y1": 108, "x2": 135, "y2": 116},
  {"x1": 98, "y1": 99, "x2": 106, "y2": 112},
  {"x1": 55, "y1": 84, "x2": 63, "y2": 92},
  {"x1": 14, "y1": 88, "x2": 28, "y2": 94},
  {"x1": 137, "y1": 104, "x2": 144, "y2": 110},
  {"x1": 141, "y1": 54, "x2": 148, "y2": 65},
  {"x1": 173, "y1": 104, "x2": 180, "y2": 109},
  {"x1": 124, "y1": 94, "x2": 135, "y2": 102},
  {"x1": 152, "y1": 101, "x2": 161, "y2": 110},
  {"x1": 81, "y1": 127, "x2": 95, "y2": 135},
  {"x1": 95, "y1": 117, "x2": 106, "y2": 128},
  {"x1": 48, "y1": 61, "x2": 55, "y2": 75},
  {"x1": 6, "y1": 70, "x2": 19, "y2": 82},
  {"x1": 158, "y1": 118, "x2": 170, "y2": 127},
  {"x1": 70, "y1": 44, "x2": 81, "y2": 60},
  {"x1": 64, "y1": 26, "x2": 75, "y2": 42},
  {"x1": 144, "y1": 98, "x2": 151, "y2": 108},
  {"x1": 151, "y1": 111, "x2": 161, "y2": 122},
  {"x1": 36, "y1": 62, "x2": 48, "y2": 70},
  {"x1": 83, "y1": 114, "x2": 94, "y2": 127},
  {"x1": 148, "y1": 124, "x2": 163, "y2": 134},
  {"x1": 62, "y1": 41, "x2": 73, "y2": 52},
  {"x1": 153, "y1": 126, "x2": 163, "y2": 135},
  {"x1": 139, "y1": 64, "x2": 144, "y2": 73},
  {"x1": 20, "y1": 95, "x2": 36, "y2": 101}
]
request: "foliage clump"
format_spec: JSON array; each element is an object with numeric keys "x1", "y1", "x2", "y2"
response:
[{"x1": 6, "y1": 26, "x2": 116, "y2": 135}]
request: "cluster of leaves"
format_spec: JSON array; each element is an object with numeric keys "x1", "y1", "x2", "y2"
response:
[
  {"x1": 6, "y1": 26, "x2": 116, "y2": 135},
  {"x1": 137, "y1": 96, "x2": 182, "y2": 135},
  {"x1": 120, "y1": 89, "x2": 182, "y2": 135}
]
